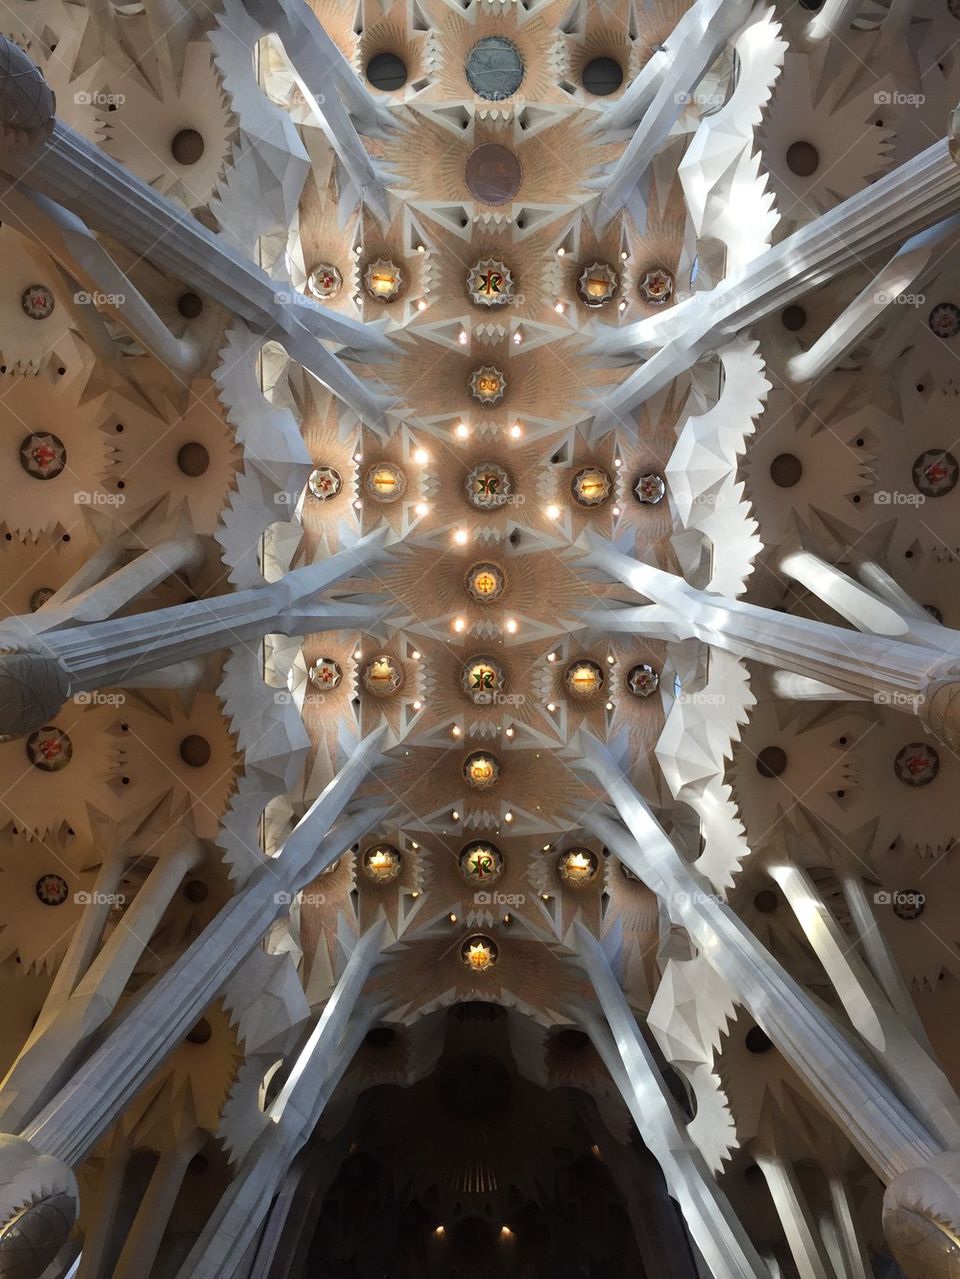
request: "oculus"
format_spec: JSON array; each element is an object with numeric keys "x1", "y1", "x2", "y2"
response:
[
  {"x1": 465, "y1": 462, "x2": 512, "y2": 510},
  {"x1": 470, "y1": 365, "x2": 507, "y2": 406},
  {"x1": 577, "y1": 262, "x2": 618, "y2": 308},
  {"x1": 361, "y1": 654, "x2": 403, "y2": 697},
  {"x1": 558, "y1": 847, "x2": 600, "y2": 886},
  {"x1": 463, "y1": 751, "x2": 501, "y2": 789},
  {"x1": 20, "y1": 433, "x2": 66, "y2": 480},
  {"x1": 462, "y1": 655, "x2": 505, "y2": 704},
  {"x1": 571, "y1": 466, "x2": 612, "y2": 507},
  {"x1": 29, "y1": 587, "x2": 55, "y2": 612},
  {"x1": 460, "y1": 841, "x2": 503, "y2": 882},
  {"x1": 308, "y1": 466, "x2": 342, "y2": 500},
  {"x1": 27, "y1": 726, "x2": 72, "y2": 771},
  {"x1": 366, "y1": 52, "x2": 407, "y2": 92},
  {"x1": 21, "y1": 284, "x2": 54, "y2": 319},
  {"x1": 913, "y1": 449, "x2": 958, "y2": 497},
  {"x1": 564, "y1": 660, "x2": 605, "y2": 699},
  {"x1": 364, "y1": 462, "x2": 407, "y2": 503},
  {"x1": 894, "y1": 742, "x2": 940, "y2": 786},
  {"x1": 464, "y1": 144, "x2": 523, "y2": 205},
  {"x1": 639, "y1": 268, "x2": 674, "y2": 306},
  {"x1": 465, "y1": 36, "x2": 524, "y2": 100},
  {"x1": 362, "y1": 843, "x2": 403, "y2": 883},
  {"x1": 465, "y1": 562, "x2": 506, "y2": 603},
  {"x1": 891, "y1": 889, "x2": 926, "y2": 921},
  {"x1": 309, "y1": 657, "x2": 343, "y2": 691},
  {"x1": 35, "y1": 873, "x2": 69, "y2": 906},
  {"x1": 460, "y1": 933, "x2": 499, "y2": 972},
  {"x1": 929, "y1": 302, "x2": 960, "y2": 338},
  {"x1": 468, "y1": 259, "x2": 514, "y2": 307},
  {"x1": 627, "y1": 663, "x2": 659, "y2": 697},
  {"x1": 306, "y1": 264, "x2": 342, "y2": 300},
  {"x1": 363, "y1": 258, "x2": 403, "y2": 302},
  {"x1": 634, "y1": 472, "x2": 666, "y2": 505}
]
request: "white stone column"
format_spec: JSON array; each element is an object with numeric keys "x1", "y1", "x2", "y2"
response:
[
  {"x1": 0, "y1": 37, "x2": 394, "y2": 421},
  {"x1": 579, "y1": 537, "x2": 960, "y2": 750},
  {"x1": 595, "y1": 0, "x2": 754, "y2": 225},
  {"x1": 576, "y1": 733, "x2": 941, "y2": 1183},
  {"x1": 112, "y1": 1132, "x2": 205, "y2": 1279},
  {"x1": 19, "y1": 731, "x2": 389, "y2": 1165},
  {"x1": 178, "y1": 924, "x2": 387, "y2": 1279},
  {"x1": 0, "y1": 528, "x2": 389, "y2": 737},
  {"x1": 588, "y1": 118, "x2": 960, "y2": 422},
  {"x1": 576, "y1": 926, "x2": 770, "y2": 1279},
  {"x1": 0, "y1": 837, "x2": 205, "y2": 1128}
]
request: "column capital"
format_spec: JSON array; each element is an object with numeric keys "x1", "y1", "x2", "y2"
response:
[{"x1": 0, "y1": 1133, "x2": 77, "y2": 1278}]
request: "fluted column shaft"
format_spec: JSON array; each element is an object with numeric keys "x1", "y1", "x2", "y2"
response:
[
  {"x1": 19, "y1": 728, "x2": 388, "y2": 1163},
  {"x1": 578, "y1": 735, "x2": 940, "y2": 1182}
]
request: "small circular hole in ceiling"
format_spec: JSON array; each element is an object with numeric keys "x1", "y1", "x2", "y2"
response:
[
  {"x1": 170, "y1": 128, "x2": 205, "y2": 165},
  {"x1": 582, "y1": 56, "x2": 624, "y2": 96},
  {"x1": 466, "y1": 36, "x2": 524, "y2": 100},
  {"x1": 786, "y1": 140, "x2": 820, "y2": 176},
  {"x1": 770, "y1": 453, "x2": 802, "y2": 488},
  {"x1": 465, "y1": 144, "x2": 523, "y2": 205},
  {"x1": 366, "y1": 52, "x2": 407, "y2": 91}
]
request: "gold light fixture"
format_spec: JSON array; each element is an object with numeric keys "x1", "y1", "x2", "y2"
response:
[
  {"x1": 558, "y1": 847, "x2": 600, "y2": 886},
  {"x1": 362, "y1": 844, "x2": 403, "y2": 883},
  {"x1": 465, "y1": 561, "x2": 506, "y2": 603},
  {"x1": 459, "y1": 841, "x2": 504, "y2": 882},
  {"x1": 460, "y1": 934, "x2": 499, "y2": 972},
  {"x1": 362, "y1": 654, "x2": 404, "y2": 696},
  {"x1": 564, "y1": 659, "x2": 605, "y2": 699},
  {"x1": 364, "y1": 258, "x2": 403, "y2": 301},
  {"x1": 577, "y1": 262, "x2": 618, "y2": 308},
  {"x1": 463, "y1": 751, "x2": 501, "y2": 789},
  {"x1": 571, "y1": 466, "x2": 612, "y2": 507},
  {"x1": 363, "y1": 461, "x2": 407, "y2": 503},
  {"x1": 470, "y1": 365, "x2": 507, "y2": 406}
]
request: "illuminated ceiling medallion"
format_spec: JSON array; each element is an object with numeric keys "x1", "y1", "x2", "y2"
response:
[
  {"x1": 26, "y1": 726, "x2": 72, "y2": 771},
  {"x1": 460, "y1": 934, "x2": 499, "y2": 972},
  {"x1": 571, "y1": 466, "x2": 612, "y2": 507},
  {"x1": 892, "y1": 889, "x2": 925, "y2": 921},
  {"x1": 20, "y1": 433, "x2": 66, "y2": 480},
  {"x1": 306, "y1": 263, "x2": 343, "y2": 300},
  {"x1": 465, "y1": 462, "x2": 512, "y2": 510},
  {"x1": 468, "y1": 259, "x2": 514, "y2": 307},
  {"x1": 639, "y1": 268, "x2": 674, "y2": 306},
  {"x1": 558, "y1": 847, "x2": 600, "y2": 886},
  {"x1": 470, "y1": 365, "x2": 507, "y2": 406},
  {"x1": 462, "y1": 655, "x2": 505, "y2": 704},
  {"x1": 463, "y1": 751, "x2": 501, "y2": 789},
  {"x1": 913, "y1": 450, "x2": 959, "y2": 498},
  {"x1": 929, "y1": 303, "x2": 960, "y2": 339},
  {"x1": 21, "y1": 284, "x2": 55, "y2": 320},
  {"x1": 577, "y1": 262, "x2": 618, "y2": 308},
  {"x1": 894, "y1": 742, "x2": 940, "y2": 786},
  {"x1": 465, "y1": 561, "x2": 506, "y2": 603},
  {"x1": 627, "y1": 663, "x2": 660, "y2": 698},
  {"x1": 362, "y1": 843, "x2": 403, "y2": 883},
  {"x1": 309, "y1": 657, "x2": 343, "y2": 691},
  {"x1": 308, "y1": 466, "x2": 342, "y2": 500},
  {"x1": 460, "y1": 841, "x2": 504, "y2": 882},
  {"x1": 565, "y1": 660, "x2": 605, "y2": 699},
  {"x1": 362, "y1": 653, "x2": 403, "y2": 697},
  {"x1": 364, "y1": 461, "x2": 407, "y2": 503},
  {"x1": 35, "y1": 873, "x2": 70, "y2": 906},
  {"x1": 634, "y1": 473, "x2": 666, "y2": 505},
  {"x1": 364, "y1": 258, "x2": 403, "y2": 302}
]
